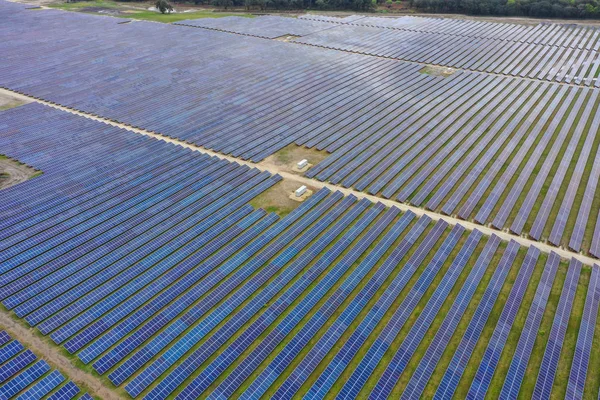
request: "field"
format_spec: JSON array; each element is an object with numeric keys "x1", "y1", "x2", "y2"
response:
[{"x1": 1, "y1": 1, "x2": 600, "y2": 399}]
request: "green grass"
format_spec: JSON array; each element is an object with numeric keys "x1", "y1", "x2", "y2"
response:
[
  {"x1": 50, "y1": 0, "x2": 120, "y2": 10},
  {"x1": 118, "y1": 10, "x2": 252, "y2": 23},
  {"x1": 49, "y1": 1, "x2": 252, "y2": 23},
  {"x1": 517, "y1": 259, "x2": 569, "y2": 399},
  {"x1": 485, "y1": 252, "x2": 548, "y2": 398},
  {"x1": 419, "y1": 241, "x2": 508, "y2": 397},
  {"x1": 452, "y1": 247, "x2": 527, "y2": 398},
  {"x1": 551, "y1": 265, "x2": 591, "y2": 399}
]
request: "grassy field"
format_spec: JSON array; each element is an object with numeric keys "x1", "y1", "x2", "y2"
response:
[{"x1": 49, "y1": 0, "x2": 253, "y2": 22}]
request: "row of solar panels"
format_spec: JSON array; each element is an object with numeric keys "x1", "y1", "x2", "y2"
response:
[
  {"x1": 0, "y1": 331, "x2": 90, "y2": 400},
  {"x1": 176, "y1": 15, "x2": 337, "y2": 39},
  {"x1": 0, "y1": 3, "x2": 600, "y2": 256},
  {"x1": 295, "y1": 24, "x2": 600, "y2": 86},
  {"x1": 299, "y1": 14, "x2": 600, "y2": 49},
  {"x1": 0, "y1": 1, "x2": 403, "y2": 161},
  {"x1": 173, "y1": 14, "x2": 600, "y2": 85},
  {"x1": 3, "y1": 5, "x2": 600, "y2": 257},
  {"x1": 302, "y1": 74, "x2": 600, "y2": 257},
  {"x1": 2, "y1": 105, "x2": 600, "y2": 399}
]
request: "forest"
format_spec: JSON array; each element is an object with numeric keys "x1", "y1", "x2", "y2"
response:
[{"x1": 410, "y1": 0, "x2": 600, "y2": 18}]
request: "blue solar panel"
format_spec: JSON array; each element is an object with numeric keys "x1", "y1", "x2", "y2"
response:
[
  {"x1": 0, "y1": 332, "x2": 10, "y2": 346},
  {"x1": 203, "y1": 205, "x2": 399, "y2": 400},
  {"x1": 369, "y1": 229, "x2": 484, "y2": 399},
  {"x1": 533, "y1": 258, "x2": 582, "y2": 399},
  {"x1": 3, "y1": 11, "x2": 600, "y2": 399},
  {"x1": 434, "y1": 240, "x2": 520, "y2": 400},
  {"x1": 565, "y1": 264, "x2": 600, "y2": 399},
  {"x1": 16, "y1": 369, "x2": 64, "y2": 400},
  {"x1": 500, "y1": 252, "x2": 560, "y2": 398},
  {"x1": 170, "y1": 198, "x2": 376, "y2": 399},
  {"x1": 46, "y1": 382, "x2": 80, "y2": 400},
  {"x1": 466, "y1": 246, "x2": 541, "y2": 399},
  {"x1": 401, "y1": 233, "x2": 497, "y2": 400},
  {"x1": 308, "y1": 224, "x2": 472, "y2": 399},
  {"x1": 124, "y1": 191, "x2": 344, "y2": 397},
  {"x1": 275, "y1": 220, "x2": 460, "y2": 400},
  {"x1": 0, "y1": 351, "x2": 37, "y2": 383},
  {"x1": 142, "y1": 194, "x2": 358, "y2": 399},
  {"x1": 0, "y1": 361, "x2": 50, "y2": 399},
  {"x1": 239, "y1": 211, "x2": 425, "y2": 400},
  {"x1": 0, "y1": 342, "x2": 24, "y2": 365}
]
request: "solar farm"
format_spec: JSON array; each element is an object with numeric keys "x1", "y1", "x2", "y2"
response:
[
  {"x1": 0, "y1": 330, "x2": 92, "y2": 399},
  {"x1": 2, "y1": 1, "x2": 600, "y2": 399}
]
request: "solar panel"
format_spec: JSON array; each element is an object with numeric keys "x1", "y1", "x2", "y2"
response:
[
  {"x1": 434, "y1": 240, "x2": 520, "y2": 400},
  {"x1": 204, "y1": 206, "x2": 399, "y2": 400},
  {"x1": 565, "y1": 264, "x2": 600, "y2": 399},
  {"x1": 500, "y1": 252, "x2": 560, "y2": 398},
  {"x1": 307, "y1": 225, "x2": 474, "y2": 399},
  {"x1": 240, "y1": 212, "x2": 429, "y2": 400},
  {"x1": 466, "y1": 246, "x2": 541, "y2": 399},
  {"x1": 275, "y1": 221, "x2": 461, "y2": 400},
  {"x1": 533, "y1": 258, "x2": 582, "y2": 399}
]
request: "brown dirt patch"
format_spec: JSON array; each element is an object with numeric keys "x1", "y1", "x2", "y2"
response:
[
  {"x1": 259, "y1": 144, "x2": 329, "y2": 175},
  {"x1": 420, "y1": 65, "x2": 456, "y2": 77},
  {"x1": 0, "y1": 308, "x2": 121, "y2": 399},
  {"x1": 0, "y1": 92, "x2": 30, "y2": 111},
  {"x1": 274, "y1": 34, "x2": 301, "y2": 42},
  {"x1": 0, "y1": 156, "x2": 41, "y2": 190},
  {"x1": 250, "y1": 178, "x2": 318, "y2": 217}
]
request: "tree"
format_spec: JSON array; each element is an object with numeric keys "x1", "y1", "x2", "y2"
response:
[
  {"x1": 212, "y1": 0, "x2": 234, "y2": 9},
  {"x1": 155, "y1": 0, "x2": 173, "y2": 13}
]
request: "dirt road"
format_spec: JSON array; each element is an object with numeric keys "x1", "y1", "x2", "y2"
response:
[
  {"x1": 0, "y1": 312, "x2": 123, "y2": 400},
  {"x1": 2, "y1": 87, "x2": 596, "y2": 267}
]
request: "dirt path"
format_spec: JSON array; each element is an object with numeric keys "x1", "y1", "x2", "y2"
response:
[
  {"x1": 0, "y1": 159, "x2": 39, "y2": 190},
  {"x1": 0, "y1": 312, "x2": 123, "y2": 400},
  {"x1": 2, "y1": 87, "x2": 596, "y2": 267}
]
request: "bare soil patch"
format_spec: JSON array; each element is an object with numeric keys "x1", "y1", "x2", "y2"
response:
[
  {"x1": 274, "y1": 34, "x2": 301, "y2": 41},
  {"x1": 0, "y1": 308, "x2": 121, "y2": 400},
  {"x1": 0, "y1": 156, "x2": 40, "y2": 190},
  {"x1": 250, "y1": 178, "x2": 317, "y2": 217},
  {"x1": 0, "y1": 92, "x2": 30, "y2": 111},
  {"x1": 420, "y1": 65, "x2": 456, "y2": 77},
  {"x1": 259, "y1": 144, "x2": 329, "y2": 175},
  {"x1": 79, "y1": 6, "x2": 122, "y2": 14}
]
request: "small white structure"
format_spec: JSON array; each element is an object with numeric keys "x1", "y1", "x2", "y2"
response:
[
  {"x1": 297, "y1": 159, "x2": 308, "y2": 169},
  {"x1": 295, "y1": 185, "x2": 307, "y2": 197}
]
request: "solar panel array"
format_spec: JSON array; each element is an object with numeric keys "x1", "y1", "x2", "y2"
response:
[
  {"x1": 3, "y1": 3, "x2": 600, "y2": 255},
  {"x1": 0, "y1": 331, "x2": 88, "y2": 399},
  {"x1": 0, "y1": 1, "x2": 424, "y2": 163},
  {"x1": 533, "y1": 258, "x2": 582, "y2": 399},
  {"x1": 295, "y1": 22, "x2": 600, "y2": 87},
  {"x1": 2, "y1": 104, "x2": 600, "y2": 399},
  {"x1": 3, "y1": 4, "x2": 600, "y2": 399},
  {"x1": 183, "y1": 14, "x2": 600, "y2": 87},
  {"x1": 176, "y1": 15, "x2": 335, "y2": 38},
  {"x1": 300, "y1": 13, "x2": 600, "y2": 45},
  {"x1": 305, "y1": 74, "x2": 600, "y2": 256}
]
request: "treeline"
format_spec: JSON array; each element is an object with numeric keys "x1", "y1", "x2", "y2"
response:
[
  {"x1": 209, "y1": 0, "x2": 373, "y2": 10},
  {"x1": 410, "y1": 0, "x2": 600, "y2": 18}
]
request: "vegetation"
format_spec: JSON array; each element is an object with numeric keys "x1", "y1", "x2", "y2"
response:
[
  {"x1": 410, "y1": 0, "x2": 600, "y2": 19},
  {"x1": 49, "y1": 1, "x2": 253, "y2": 22},
  {"x1": 155, "y1": 0, "x2": 174, "y2": 13}
]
